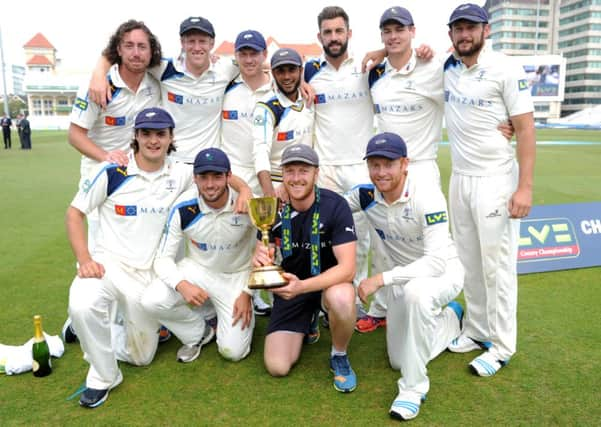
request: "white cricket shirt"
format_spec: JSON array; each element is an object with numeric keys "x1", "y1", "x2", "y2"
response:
[
  {"x1": 70, "y1": 64, "x2": 161, "y2": 174},
  {"x1": 444, "y1": 47, "x2": 534, "y2": 176},
  {"x1": 305, "y1": 54, "x2": 373, "y2": 166},
  {"x1": 71, "y1": 153, "x2": 193, "y2": 270},
  {"x1": 220, "y1": 74, "x2": 273, "y2": 167},
  {"x1": 150, "y1": 57, "x2": 238, "y2": 162},
  {"x1": 252, "y1": 87, "x2": 315, "y2": 182},
  {"x1": 370, "y1": 52, "x2": 444, "y2": 162},
  {"x1": 345, "y1": 177, "x2": 458, "y2": 286},
  {"x1": 154, "y1": 188, "x2": 255, "y2": 290}
]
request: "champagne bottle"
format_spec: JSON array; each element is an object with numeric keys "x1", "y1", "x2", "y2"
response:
[{"x1": 32, "y1": 315, "x2": 52, "y2": 377}]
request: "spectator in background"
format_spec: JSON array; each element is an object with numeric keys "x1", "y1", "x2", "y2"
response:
[{"x1": 1, "y1": 113, "x2": 12, "y2": 149}]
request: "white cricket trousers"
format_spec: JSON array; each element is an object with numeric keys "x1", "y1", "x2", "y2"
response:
[
  {"x1": 449, "y1": 167, "x2": 520, "y2": 361},
  {"x1": 68, "y1": 255, "x2": 159, "y2": 390},
  {"x1": 387, "y1": 257, "x2": 464, "y2": 395},
  {"x1": 142, "y1": 258, "x2": 255, "y2": 362}
]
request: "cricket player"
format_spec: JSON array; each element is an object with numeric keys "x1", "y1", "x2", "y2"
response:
[
  {"x1": 357, "y1": 6, "x2": 516, "y2": 334},
  {"x1": 90, "y1": 16, "x2": 240, "y2": 163},
  {"x1": 349, "y1": 132, "x2": 464, "y2": 420},
  {"x1": 220, "y1": 29, "x2": 272, "y2": 197},
  {"x1": 444, "y1": 3, "x2": 536, "y2": 376},
  {"x1": 252, "y1": 48, "x2": 315, "y2": 198},
  {"x1": 67, "y1": 108, "x2": 192, "y2": 408},
  {"x1": 69, "y1": 20, "x2": 162, "y2": 251},
  {"x1": 219, "y1": 29, "x2": 273, "y2": 317},
  {"x1": 252, "y1": 144, "x2": 358, "y2": 393},
  {"x1": 142, "y1": 148, "x2": 256, "y2": 363}
]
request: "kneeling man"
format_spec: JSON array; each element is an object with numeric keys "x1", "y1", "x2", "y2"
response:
[
  {"x1": 143, "y1": 148, "x2": 255, "y2": 363},
  {"x1": 348, "y1": 132, "x2": 465, "y2": 420}
]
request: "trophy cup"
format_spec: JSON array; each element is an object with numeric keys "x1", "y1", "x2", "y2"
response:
[{"x1": 248, "y1": 197, "x2": 288, "y2": 289}]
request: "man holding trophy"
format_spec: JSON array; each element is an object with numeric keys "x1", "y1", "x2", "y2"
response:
[{"x1": 251, "y1": 144, "x2": 359, "y2": 393}]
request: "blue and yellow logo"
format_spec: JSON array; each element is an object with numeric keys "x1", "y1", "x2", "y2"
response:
[{"x1": 425, "y1": 211, "x2": 447, "y2": 226}]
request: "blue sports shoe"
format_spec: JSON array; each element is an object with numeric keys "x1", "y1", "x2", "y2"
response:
[{"x1": 330, "y1": 355, "x2": 357, "y2": 393}]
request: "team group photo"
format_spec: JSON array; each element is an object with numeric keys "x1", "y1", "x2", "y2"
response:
[{"x1": 1, "y1": 1, "x2": 599, "y2": 425}]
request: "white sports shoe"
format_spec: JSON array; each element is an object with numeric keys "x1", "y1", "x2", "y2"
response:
[
  {"x1": 253, "y1": 292, "x2": 271, "y2": 316},
  {"x1": 389, "y1": 391, "x2": 426, "y2": 421},
  {"x1": 176, "y1": 323, "x2": 216, "y2": 363},
  {"x1": 469, "y1": 351, "x2": 508, "y2": 377},
  {"x1": 448, "y1": 334, "x2": 491, "y2": 353}
]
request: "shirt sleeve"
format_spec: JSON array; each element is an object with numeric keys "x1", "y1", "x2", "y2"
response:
[
  {"x1": 504, "y1": 57, "x2": 535, "y2": 118},
  {"x1": 342, "y1": 188, "x2": 361, "y2": 214},
  {"x1": 381, "y1": 187, "x2": 449, "y2": 286},
  {"x1": 70, "y1": 164, "x2": 110, "y2": 214},
  {"x1": 252, "y1": 103, "x2": 276, "y2": 174},
  {"x1": 69, "y1": 85, "x2": 101, "y2": 130},
  {"x1": 330, "y1": 196, "x2": 358, "y2": 246},
  {"x1": 153, "y1": 205, "x2": 186, "y2": 290}
]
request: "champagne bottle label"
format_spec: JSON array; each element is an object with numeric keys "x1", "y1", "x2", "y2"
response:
[{"x1": 32, "y1": 360, "x2": 40, "y2": 371}]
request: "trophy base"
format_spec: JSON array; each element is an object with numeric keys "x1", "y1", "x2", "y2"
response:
[{"x1": 248, "y1": 265, "x2": 288, "y2": 289}]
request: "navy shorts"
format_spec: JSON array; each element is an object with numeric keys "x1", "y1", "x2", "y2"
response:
[{"x1": 266, "y1": 291, "x2": 322, "y2": 335}]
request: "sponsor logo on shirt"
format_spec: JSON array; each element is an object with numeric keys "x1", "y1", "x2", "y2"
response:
[
  {"x1": 425, "y1": 211, "x2": 448, "y2": 226},
  {"x1": 378, "y1": 103, "x2": 424, "y2": 113},
  {"x1": 167, "y1": 92, "x2": 184, "y2": 104},
  {"x1": 115, "y1": 205, "x2": 137, "y2": 216},
  {"x1": 316, "y1": 90, "x2": 370, "y2": 104},
  {"x1": 444, "y1": 90, "x2": 493, "y2": 108},
  {"x1": 105, "y1": 116, "x2": 126, "y2": 126},
  {"x1": 74, "y1": 97, "x2": 88, "y2": 111},
  {"x1": 222, "y1": 110, "x2": 239, "y2": 120},
  {"x1": 165, "y1": 179, "x2": 177, "y2": 192},
  {"x1": 314, "y1": 94, "x2": 327, "y2": 104},
  {"x1": 253, "y1": 114, "x2": 266, "y2": 126},
  {"x1": 375, "y1": 228, "x2": 423, "y2": 243},
  {"x1": 518, "y1": 79, "x2": 528, "y2": 91},
  {"x1": 276, "y1": 130, "x2": 294, "y2": 141}
]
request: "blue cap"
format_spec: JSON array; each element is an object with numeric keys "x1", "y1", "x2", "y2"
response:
[
  {"x1": 380, "y1": 6, "x2": 414, "y2": 28},
  {"x1": 193, "y1": 148, "x2": 231, "y2": 174},
  {"x1": 448, "y1": 3, "x2": 488, "y2": 26},
  {"x1": 134, "y1": 107, "x2": 175, "y2": 129},
  {"x1": 235, "y1": 30, "x2": 266, "y2": 51},
  {"x1": 180, "y1": 16, "x2": 215, "y2": 37},
  {"x1": 364, "y1": 132, "x2": 407, "y2": 159},
  {"x1": 270, "y1": 48, "x2": 302, "y2": 69}
]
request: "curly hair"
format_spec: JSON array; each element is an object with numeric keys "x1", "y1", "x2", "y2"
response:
[
  {"x1": 317, "y1": 6, "x2": 349, "y2": 30},
  {"x1": 102, "y1": 20, "x2": 162, "y2": 67}
]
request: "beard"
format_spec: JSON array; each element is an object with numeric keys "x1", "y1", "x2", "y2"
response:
[
  {"x1": 453, "y1": 36, "x2": 485, "y2": 57},
  {"x1": 323, "y1": 39, "x2": 349, "y2": 59},
  {"x1": 275, "y1": 79, "x2": 300, "y2": 98}
]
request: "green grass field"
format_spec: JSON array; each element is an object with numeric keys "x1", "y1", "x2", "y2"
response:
[{"x1": 0, "y1": 130, "x2": 600, "y2": 426}]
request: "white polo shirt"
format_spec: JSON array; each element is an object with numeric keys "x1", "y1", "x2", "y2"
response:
[
  {"x1": 70, "y1": 64, "x2": 161, "y2": 175},
  {"x1": 305, "y1": 54, "x2": 373, "y2": 166},
  {"x1": 252, "y1": 87, "x2": 315, "y2": 182},
  {"x1": 345, "y1": 177, "x2": 458, "y2": 286},
  {"x1": 150, "y1": 57, "x2": 239, "y2": 163},
  {"x1": 153, "y1": 188, "x2": 255, "y2": 291},
  {"x1": 220, "y1": 74, "x2": 273, "y2": 168},
  {"x1": 370, "y1": 52, "x2": 444, "y2": 162},
  {"x1": 71, "y1": 153, "x2": 193, "y2": 270},
  {"x1": 444, "y1": 47, "x2": 534, "y2": 176}
]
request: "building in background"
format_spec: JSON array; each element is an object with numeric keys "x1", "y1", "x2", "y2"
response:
[
  {"x1": 23, "y1": 33, "x2": 82, "y2": 129},
  {"x1": 214, "y1": 36, "x2": 322, "y2": 63},
  {"x1": 485, "y1": 0, "x2": 601, "y2": 119}
]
